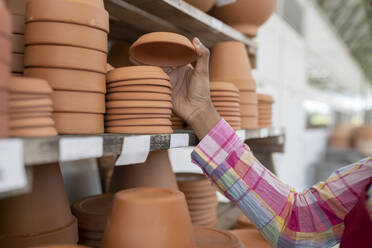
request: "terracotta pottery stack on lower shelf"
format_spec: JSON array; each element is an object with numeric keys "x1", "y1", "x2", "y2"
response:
[
  {"x1": 171, "y1": 112, "x2": 187, "y2": 130},
  {"x1": 9, "y1": 77, "x2": 57, "y2": 137},
  {"x1": 257, "y1": 93, "x2": 274, "y2": 128},
  {"x1": 210, "y1": 82, "x2": 241, "y2": 130},
  {"x1": 23, "y1": 0, "x2": 108, "y2": 134},
  {"x1": 109, "y1": 150, "x2": 179, "y2": 192},
  {"x1": 0, "y1": 163, "x2": 78, "y2": 247},
  {"x1": 5, "y1": 0, "x2": 26, "y2": 76},
  {"x1": 0, "y1": 0, "x2": 11, "y2": 138},
  {"x1": 72, "y1": 194, "x2": 113, "y2": 248},
  {"x1": 176, "y1": 173, "x2": 218, "y2": 227},
  {"x1": 101, "y1": 188, "x2": 244, "y2": 248},
  {"x1": 105, "y1": 66, "x2": 173, "y2": 134},
  {"x1": 210, "y1": 41, "x2": 258, "y2": 129}
]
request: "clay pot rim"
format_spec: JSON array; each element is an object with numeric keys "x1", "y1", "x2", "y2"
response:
[
  {"x1": 210, "y1": 81, "x2": 239, "y2": 92},
  {"x1": 107, "y1": 66, "x2": 169, "y2": 82},
  {"x1": 257, "y1": 93, "x2": 274, "y2": 103},
  {"x1": 10, "y1": 77, "x2": 52, "y2": 94},
  {"x1": 107, "y1": 79, "x2": 172, "y2": 88}
]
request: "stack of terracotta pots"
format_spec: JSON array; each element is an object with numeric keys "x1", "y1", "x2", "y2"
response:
[
  {"x1": 353, "y1": 124, "x2": 372, "y2": 155},
  {"x1": 23, "y1": 0, "x2": 108, "y2": 134},
  {"x1": 109, "y1": 150, "x2": 179, "y2": 192},
  {"x1": 257, "y1": 94, "x2": 274, "y2": 128},
  {"x1": 329, "y1": 123, "x2": 356, "y2": 148},
  {"x1": 171, "y1": 112, "x2": 186, "y2": 130},
  {"x1": 5, "y1": 0, "x2": 26, "y2": 75},
  {"x1": 0, "y1": 163, "x2": 78, "y2": 247},
  {"x1": 9, "y1": 77, "x2": 57, "y2": 137},
  {"x1": 210, "y1": 41, "x2": 258, "y2": 130},
  {"x1": 72, "y1": 194, "x2": 113, "y2": 248},
  {"x1": 210, "y1": 82, "x2": 241, "y2": 130},
  {"x1": 176, "y1": 173, "x2": 218, "y2": 227},
  {"x1": 105, "y1": 66, "x2": 174, "y2": 134},
  {"x1": 101, "y1": 188, "x2": 244, "y2": 248},
  {"x1": 0, "y1": 0, "x2": 11, "y2": 138}
]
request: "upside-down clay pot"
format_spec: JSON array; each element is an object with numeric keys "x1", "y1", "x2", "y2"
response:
[
  {"x1": 9, "y1": 116, "x2": 54, "y2": 128},
  {"x1": 105, "y1": 118, "x2": 171, "y2": 127},
  {"x1": 106, "y1": 107, "x2": 172, "y2": 115},
  {"x1": 106, "y1": 92, "x2": 171, "y2": 101},
  {"x1": 0, "y1": 163, "x2": 78, "y2": 247},
  {"x1": 210, "y1": 81, "x2": 239, "y2": 93},
  {"x1": 106, "y1": 66, "x2": 170, "y2": 82},
  {"x1": 53, "y1": 113, "x2": 104, "y2": 134},
  {"x1": 211, "y1": 0, "x2": 277, "y2": 37},
  {"x1": 109, "y1": 150, "x2": 178, "y2": 192},
  {"x1": 107, "y1": 79, "x2": 172, "y2": 89},
  {"x1": 105, "y1": 113, "x2": 171, "y2": 121},
  {"x1": 106, "y1": 100, "x2": 172, "y2": 109},
  {"x1": 257, "y1": 93, "x2": 274, "y2": 104},
  {"x1": 130, "y1": 32, "x2": 197, "y2": 66},
  {"x1": 105, "y1": 126, "x2": 173, "y2": 134},
  {"x1": 10, "y1": 126, "x2": 58, "y2": 137},
  {"x1": 10, "y1": 77, "x2": 52, "y2": 94},
  {"x1": 52, "y1": 91, "x2": 105, "y2": 114},
  {"x1": 101, "y1": 188, "x2": 195, "y2": 248},
  {"x1": 184, "y1": 0, "x2": 216, "y2": 12},
  {"x1": 10, "y1": 98, "x2": 52, "y2": 109},
  {"x1": 241, "y1": 117, "x2": 258, "y2": 129},
  {"x1": 229, "y1": 229, "x2": 271, "y2": 248},
  {"x1": 107, "y1": 85, "x2": 171, "y2": 95}
]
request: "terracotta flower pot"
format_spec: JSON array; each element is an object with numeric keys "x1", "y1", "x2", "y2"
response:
[
  {"x1": 108, "y1": 42, "x2": 132, "y2": 67},
  {"x1": 211, "y1": 0, "x2": 277, "y2": 37},
  {"x1": 239, "y1": 91, "x2": 258, "y2": 104},
  {"x1": 25, "y1": 22, "x2": 108, "y2": 53},
  {"x1": 213, "y1": 101, "x2": 240, "y2": 108},
  {"x1": 10, "y1": 98, "x2": 52, "y2": 109},
  {"x1": 53, "y1": 113, "x2": 103, "y2": 134},
  {"x1": 130, "y1": 32, "x2": 197, "y2": 66},
  {"x1": 105, "y1": 126, "x2": 173, "y2": 134},
  {"x1": 210, "y1": 81, "x2": 239, "y2": 92},
  {"x1": 105, "y1": 118, "x2": 171, "y2": 127},
  {"x1": 210, "y1": 91, "x2": 239, "y2": 97},
  {"x1": 107, "y1": 85, "x2": 171, "y2": 95},
  {"x1": 52, "y1": 91, "x2": 105, "y2": 114},
  {"x1": 11, "y1": 33, "x2": 24, "y2": 54},
  {"x1": 106, "y1": 107, "x2": 172, "y2": 115},
  {"x1": 10, "y1": 77, "x2": 52, "y2": 94},
  {"x1": 257, "y1": 93, "x2": 274, "y2": 104},
  {"x1": 229, "y1": 229, "x2": 270, "y2": 248},
  {"x1": 184, "y1": 0, "x2": 216, "y2": 12},
  {"x1": 106, "y1": 92, "x2": 172, "y2": 101},
  {"x1": 101, "y1": 188, "x2": 195, "y2": 248},
  {"x1": 24, "y1": 45, "x2": 107, "y2": 74},
  {"x1": 240, "y1": 104, "x2": 258, "y2": 117},
  {"x1": 26, "y1": 0, "x2": 109, "y2": 33},
  {"x1": 105, "y1": 113, "x2": 171, "y2": 121},
  {"x1": 106, "y1": 66, "x2": 169, "y2": 83},
  {"x1": 106, "y1": 100, "x2": 172, "y2": 109},
  {"x1": 241, "y1": 117, "x2": 258, "y2": 129},
  {"x1": 0, "y1": 163, "x2": 78, "y2": 247},
  {"x1": 211, "y1": 96, "x2": 239, "y2": 102},
  {"x1": 11, "y1": 14, "x2": 25, "y2": 34},
  {"x1": 107, "y1": 79, "x2": 172, "y2": 89},
  {"x1": 10, "y1": 116, "x2": 54, "y2": 128},
  {"x1": 11, "y1": 53, "x2": 24, "y2": 73}
]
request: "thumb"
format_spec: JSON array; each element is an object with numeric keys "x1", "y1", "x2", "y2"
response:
[{"x1": 193, "y1": 37, "x2": 210, "y2": 77}]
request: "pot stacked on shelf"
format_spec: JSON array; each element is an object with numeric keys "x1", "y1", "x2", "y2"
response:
[
  {"x1": 105, "y1": 66, "x2": 174, "y2": 134},
  {"x1": 210, "y1": 82, "x2": 241, "y2": 130},
  {"x1": 176, "y1": 173, "x2": 218, "y2": 227},
  {"x1": 5, "y1": 0, "x2": 26, "y2": 75},
  {"x1": 23, "y1": 0, "x2": 108, "y2": 134},
  {"x1": 210, "y1": 41, "x2": 258, "y2": 130},
  {"x1": 0, "y1": 0, "x2": 11, "y2": 138},
  {"x1": 72, "y1": 194, "x2": 113, "y2": 248},
  {"x1": 257, "y1": 93, "x2": 274, "y2": 128},
  {"x1": 9, "y1": 77, "x2": 57, "y2": 137},
  {"x1": 0, "y1": 163, "x2": 78, "y2": 247},
  {"x1": 171, "y1": 112, "x2": 186, "y2": 130}
]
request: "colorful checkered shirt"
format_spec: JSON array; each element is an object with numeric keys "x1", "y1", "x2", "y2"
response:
[{"x1": 191, "y1": 119, "x2": 372, "y2": 248}]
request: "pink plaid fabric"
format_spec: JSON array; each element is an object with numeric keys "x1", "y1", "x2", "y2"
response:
[{"x1": 192, "y1": 119, "x2": 372, "y2": 248}]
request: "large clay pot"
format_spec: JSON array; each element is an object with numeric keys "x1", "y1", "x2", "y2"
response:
[
  {"x1": 0, "y1": 163, "x2": 78, "y2": 247},
  {"x1": 101, "y1": 188, "x2": 195, "y2": 248},
  {"x1": 211, "y1": 0, "x2": 277, "y2": 37},
  {"x1": 52, "y1": 91, "x2": 105, "y2": 114},
  {"x1": 184, "y1": 0, "x2": 216, "y2": 12},
  {"x1": 106, "y1": 66, "x2": 170, "y2": 83},
  {"x1": 53, "y1": 113, "x2": 104, "y2": 134},
  {"x1": 109, "y1": 150, "x2": 179, "y2": 192}
]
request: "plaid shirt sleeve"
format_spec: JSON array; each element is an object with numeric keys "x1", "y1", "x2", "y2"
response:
[{"x1": 191, "y1": 119, "x2": 372, "y2": 248}]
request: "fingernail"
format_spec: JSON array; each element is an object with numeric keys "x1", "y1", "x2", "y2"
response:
[{"x1": 195, "y1": 37, "x2": 201, "y2": 45}]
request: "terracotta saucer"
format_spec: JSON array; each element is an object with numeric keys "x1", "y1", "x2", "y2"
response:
[
  {"x1": 107, "y1": 85, "x2": 171, "y2": 95},
  {"x1": 107, "y1": 79, "x2": 171, "y2": 89},
  {"x1": 239, "y1": 91, "x2": 257, "y2": 104},
  {"x1": 105, "y1": 118, "x2": 171, "y2": 127},
  {"x1": 11, "y1": 14, "x2": 25, "y2": 34},
  {"x1": 106, "y1": 66, "x2": 169, "y2": 83},
  {"x1": 10, "y1": 117, "x2": 54, "y2": 128},
  {"x1": 52, "y1": 91, "x2": 105, "y2": 114},
  {"x1": 10, "y1": 93, "x2": 51, "y2": 100},
  {"x1": 211, "y1": 96, "x2": 239, "y2": 103},
  {"x1": 106, "y1": 126, "x2": 173, "y2": 134},
  {"x1": 257, "y1": 93, "x2": 274, "y2": 104},
  {"x1": 10, "y1": 77, "x2": 52, "y2": 94},
  {"x1": 11, "y1": 33, "x2": 24, "y2": 54},
  {"x1": 11, "y1": 53, "x2": 24, "y2": 73},
  {"x1": 229, "y1": 229, "x2": 270, "y2": 248},
  {"x1": 194, "y1": 226, "x2": 244, "y2": 248},
  {"x1": 53, "y1": 113, "x2": 104, "y2": 134},
  {"x1": 105, "y1": 113, "x2": 171, "y2": 121},
  {"x1": 10, "y1": 112, "x2": 52, "y2": 119},
  {"x1": 10, "y1": 126, "x2": 57, "y2": 137},
  {"x1": 10, "y1": 98, "x2": 52, "y2": 109},
  {"x1": 106, "y1": 107, "x2": 172, "y2": 115},
  {"x1": 25, "y1": 68, "x2": 106, "y2": 93},
  {"x1": 26, "y1": 0, "x2": 109, "y2": 33},
  {"x1": 106, "y1": 92, "x2": 171, "y2": 101},
  {"x1": 10, "y1": 106, "x2": 53, "y2": 113},
  {"x1": 106, "y1": 100, "x2": 172, "y2": 109},
  {"x1": 240, "y1": 104, "x2": 258, "y2": 116},
  {"x1": 25, "y1": 22, "x2": 108, "y2": 53},
  {"x1": 130, "y1": 32, "x2": 197, "y2": 66},
  {"x1": 210, "y1": 91, "x2": 239, "y2": 98},
  {"x1": 210, "y1": 82, "x2": 239, "y2": 92}
]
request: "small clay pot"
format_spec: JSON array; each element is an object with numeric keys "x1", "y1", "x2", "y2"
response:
[
  {"x1": 25, "y1": 68, "x2": 106, "y2": 93},
  {"x1": 240, "y1": 104, "x2": 258, "y2": 116},
  {"x1": 11, "y1": 33, "x2": 24, "y2": 53},
  {"x1": 52, "y1": 91, "x2": 105, "y2": 114},
  {"x1": 53, "y1": 113, "x2": 104, "y2": 134},
  {"x1": 25, "y1": 22, "x2": 108, "y2": 53},
  {"x1": 108, "y1": 42, "x2": 131, "y2": 67},
  {"x1": 101, "y1": 188, "x2": 195, "y2": 248},
  {"x1": 229, "y1": 229, "x2": 270, "y2": 248},
  {"x1": 210, "y1": 81, "x2": 239, "y2": 92},
  {"x1": 106, "y1": 100, "x2": 172, "y2": 109},
  {"x1": 5, "y1": 0, "x2": 27, "y2": 15},
  {"x1": 105, "y1": 113, "x2": 171, "y2": 121},
  {"x1": 106, "y1": 66, "x2": 169, "y2": 83},
  {"x1": 107, "y1": 85, "x2": 171, "y2": 95},
  {"x1": 239, "y1": 91, "x2": 258, "y2": 104},
  {"x1": 106, "y1": 107, "x2": 172, "y2": 115},
  {"x1": 257, "y1": 93, "x2": 274, "y2": 103},
  {"x1": 184, "y1": 0, "x2": 216, "y2": 12},
  {"x1": 194, "y1": 226, "x2": 244, "y2": 248},
  {"x1": 106, "y1": 92, "x2": 171, "y2": 101},
  {"x1": 0, "y1": 35, "x2": 11, "y2": 64},
  {"x1": 107, "y1": 79, "x2": 171, "y2": 89},
  {"x1": 10, "y1": 116, "x2": 54, "y2": 128},
  {"x1": 26, "y1": 0, "x2": 109, "y2": 33},
  {"x1": 10, "y1": 77, "x2": 52, "y2": 94},
  {"x1": 241, "y1": 117, "x2": 258, "y2": 129},
  {"x1": 10, "y1": 126, "x2": 57, "y2": 137},
  {"x1": 11, "y1": 53, "x2": 24, "y2": 73},
  {"x1": 11, "y1": 14, "x2": 25, "y2": 34},
  {"x1": 105, "y1": 118, "x2": 171, "y2": 127},
  {"x1": 24, "y1": 45, "x2": 107, "y2": 74},
  {"x1": 130, "y1": 32, "x2": 197, "y2": 66},
  {"x1": 10, "y1": 98, "x2": 52, "y2": 109},
  {"x1": 105, "y1": 126, "x2": 173, "y2": 134},
  {"x1": 109, "y1": 150, "x2": 179, "y2": 192}
]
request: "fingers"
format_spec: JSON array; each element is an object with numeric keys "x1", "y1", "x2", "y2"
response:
[{"x1": 193, "y1": 37, "x2": 210, "y2": 77}]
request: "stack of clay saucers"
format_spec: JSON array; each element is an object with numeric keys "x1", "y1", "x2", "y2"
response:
[
  {"x1": 176, "y1": 173, "x2": 218, "y2": 227},
  {"x1": 5, "y1": 0, "x2": 26, "y2": 76},
  {"x1": 171, "y1": 112, "x2": 186, "y2": 130},
  {"x1": 23, "y1": 0, "x2": 108, "y2": 134},
  {"x1": 0, "y1": 0, "x2": 11, "y2": 138},
  {"x1": 72, "y1": 194, "x2": 113, "y2": 248},
  {"x1": 257, "y1": 94, "x2": 274, "y2": 128},
  {"x1": 210, "y1": 41, "x2": 258, "y2": 129},
  {"x1": 9, "y1": 77, "x2": 57, "y2": 137},
  {"x1": 105, "y1": 66, "x2": 174, "y2": 134},
  {"x1": 210, "y1": 82, "x2": 241, "y2": 130}
]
